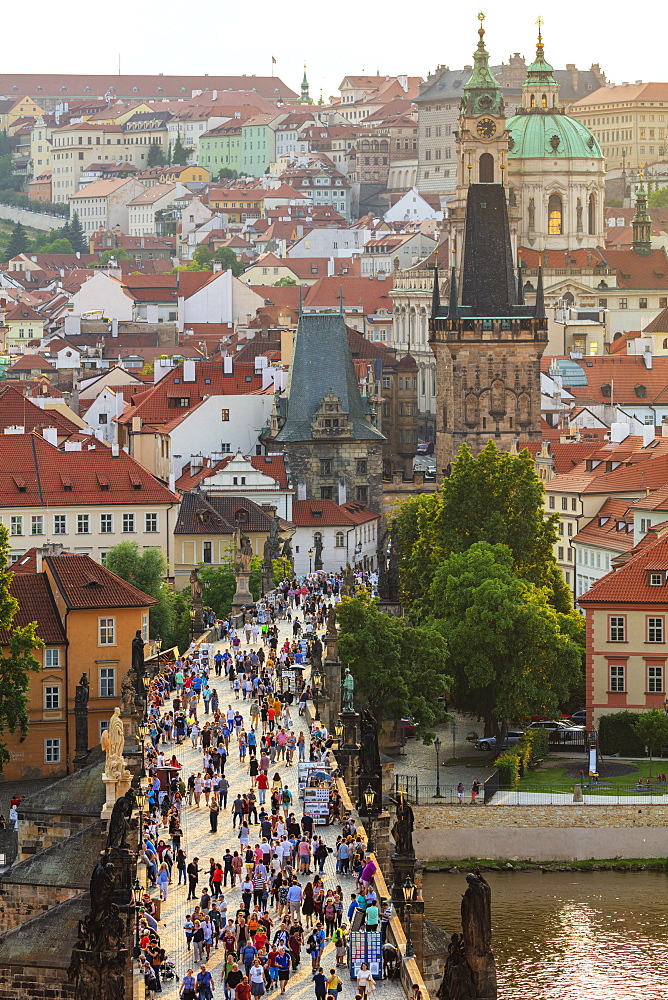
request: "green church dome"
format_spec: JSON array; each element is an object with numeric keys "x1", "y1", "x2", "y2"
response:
[{"x1": 507, "y1": 112, "x2": 603, "y2": 160}]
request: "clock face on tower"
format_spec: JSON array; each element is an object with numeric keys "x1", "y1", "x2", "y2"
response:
[{"x1": 476, "y1": 117, "x2": 496, "y2": 139}]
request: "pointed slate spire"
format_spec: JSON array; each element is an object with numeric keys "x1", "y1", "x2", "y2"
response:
[
  {"x1": 448, "y1": 264, "x2": 459, "y2": 320},
  {"x1": 431, "y1": 265, "x2": 440, "y2": 317},
  {"x1": 535, "y1": 265, "x2": 545, "y2": 319},
  {"x1": 339, "y1": 284, "x2": 344, "y2": 315}
]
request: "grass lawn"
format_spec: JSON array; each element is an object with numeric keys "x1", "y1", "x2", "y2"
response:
[{"x1": 516, "y1": 758, "x2": 668, "y2": 795}]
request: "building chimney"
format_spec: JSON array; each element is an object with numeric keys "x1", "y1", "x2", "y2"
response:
[
  {"x1": 183, "y1": 358, "x2": 196, "y2": 382},
  {"x1": 42, "y1": 426, "x2": 58, "y2": 446},
  {"x1": 112, "y1": 443, "x2": 120, "y2": 457},
  {"x1": 610, "y1": 422, "x2": 630, "y2": 444},
  {"x1": 338, "y1": 477, "x2": 346, "y2": 505},
  {"x1": 64, "y1": 440, "x2": 82, "y2": 451}
]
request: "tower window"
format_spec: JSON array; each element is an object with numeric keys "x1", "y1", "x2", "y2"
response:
[
  {"x1": 548, "y1": 194, "x2": 563, "y2": 235},
  {"x1": 588, "y1": 194, "x2": 596, "y2": 235}
]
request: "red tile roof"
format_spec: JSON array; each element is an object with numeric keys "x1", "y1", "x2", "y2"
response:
[
  {"x1": 578, "y1": 531, "x2": 668, "y2": 605},
  {"x1": 540, "y1": 355, "x2": 668, "y2": 407},
  {"x1": 571, "y1": 497, "x2": 636, "y2": 552},
  {"x1": 291, "y1": 499, "x2": 378, "y2": 526},
  {"x1": 44, "y1": 553, "x2": 157, "y2": 610},
  {"x1": 176, "y1": 453, "x2": 289, "y2": 492},
  {"x1": 519, "y1": 439, "x2": 604, "y2": 474},
  {"x1": 0, "y1": 385, "x2": 81, "y2": 437},
  {"x1": 604, "y1": 248, "x2": 668, "y2": 289},
  {"x1": 0, "y1": 432, "x2": 177, "y2": 507},
  {"x1": 0, "y1": 571, "x2": 66, "y2": 645},
  {"x1": 303, "y1": 275, "x2": 394, "y2": 314}
]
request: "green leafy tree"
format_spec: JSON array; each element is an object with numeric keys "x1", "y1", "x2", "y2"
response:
[
  {"x1": 172, "y1": 135, "x2": 189, "y2": 165},
  {"x1": 217, "y1": 167, "x2": 238, "y2": 180},
  {"x1": 337, "y1": 590, "x2": 450, "y2": 741},
  {"x1": 0, "y1": 131, "x2": 11, "y2": 156},
  {"x1": 6, "y1": 221, "x2": 30, "y2": 258},
  {"x1": 100, "y1": 248, "x2": 132, "y2": 265},
  {"x1": 213, "y1": 246, "x2": 245, "y2": 277},
  {"x1": 193, "y1": 244, "x2": 213, "y2": 268},
  {"x1": 68, "y1": 212, "x2": 88, "y2": 253},
  {"x1": 103, "y1": 541, "x2": 173, "y2": 640},
  {"x1": 147, "y1": 141, "x2": 166, "y2": 167},
  {"x1": 428, "y1": 542, "x2": 583, "y2": 743},
  {"x1": 648, "y1": 187, "x2": 668, "y2": 208},
  {"x1": 198, "y1": 556, "x2": 263, "y2": 618},
  {"x1": 631, "y1": 709, "x2": 668, "y2": 776},
  {"x1": 396, "y1": 442, "x2": 570, "y2": 614},
  {"x1": 38, "y1": 238, "x2": 73, "y2": 254},
  {"x1": 274, "y1": 275, "x2": 297, "y2": 286},
  {"x1": 272, "y1": 556, "x2": 292, "y2": 584},
  {"x1": 0, "y1": 524, "x2": 43, "y2": 772}
]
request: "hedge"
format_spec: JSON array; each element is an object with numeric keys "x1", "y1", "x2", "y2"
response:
[
  {"x1": 496, "y1": 728, "x2": 549, "y2": 787},
  {"x1": 598, "y1": 711, "x2": 646, "y2": 757}
]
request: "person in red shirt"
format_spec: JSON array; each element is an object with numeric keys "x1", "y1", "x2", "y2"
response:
[
  {"x1": 254, "y1": 928, "x2": 268, "y2": 952},
  {"x1": 257, "y1": 772, "x2": 269, "y2": 806},
  {"x1": 235, "y1": 976, "x2": 252, "y2": 1000},
  {"x1": 268, "y1": 707, "x2": 276, "y2": 733}
]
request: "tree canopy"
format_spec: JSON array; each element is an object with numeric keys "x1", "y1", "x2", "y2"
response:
[
  {"x1": 6, "y1": 221, "x2": 30, "y2": 258},
  {"x1": 648, "y1": 187, "x2": 668, "y2": 209},
  {"x1": 631, "y1": 709, "x2": 668, "y2": 774},
  {"x1": 147, "y1": 141, "x2": 166, "y2": 167},
  {"x1": 427, "y1": 542, "x2": 583, "y2": 739},
  {"x1": 395, "y1": 441, "x2": 570, "y2": 614},
  {"x1": 0, "y1": 525, "x2": 43, "y2": 772},
  {"x1": 103, "y1": 542, "x2": 176, "y2": 641},
  {"x1": 100, "y1": 248, "x2": 132, "y2": 265},
  {"x1": 337, "y1": 590, "x2": 450, "y2": 741}
]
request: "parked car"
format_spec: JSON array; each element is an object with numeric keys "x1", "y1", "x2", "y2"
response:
[
  {"x1": 569, "y1": 709, "x2": 587, "y2": 725},
  {"x1": 527, "y1": 720, "x2": 586, "y2": 742},
  {"x1": 400, "y1": 716, "x2": 417, "y2": 738},
  {"x1": 475, "y1": 730, "x2": 525, "y2": 751}
]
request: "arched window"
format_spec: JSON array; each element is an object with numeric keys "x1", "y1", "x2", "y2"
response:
[
  {"x1": 335, "y1": 531, "x2": 345, "y2": 547},
  {"x1": 588, "y1": 194, "x2": 596, "y2": 235},
  {"x1": 530, "y1": 94, "x2": 536, "y2": 108},
  {"x1": 541, "y1": 94, "x2": 548, "y2": 108},
  {"x1": 479, "y1": 152, "x2": 494, "y2": 183},
  {"x1": 548, "y1": 194, "x2": 563, "y2": 235}
]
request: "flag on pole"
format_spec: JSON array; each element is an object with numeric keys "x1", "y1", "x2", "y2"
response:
[{"x1": 271, "y1": 56, "x2": 276, "y2": 64}]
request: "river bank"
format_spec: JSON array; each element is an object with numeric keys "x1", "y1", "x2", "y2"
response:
[{"x1": 425, "y1": 856, "x2": 668, "y2": 872}]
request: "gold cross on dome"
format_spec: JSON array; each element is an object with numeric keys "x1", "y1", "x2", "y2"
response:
[
  {"x1": 536, "y1": 15, "x2": 544, "y2": 39},
  {"x1": 478, "y1": 11, "x2": 486, "y2": 22}
]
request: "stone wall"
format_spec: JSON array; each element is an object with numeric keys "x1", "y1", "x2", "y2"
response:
[
  {"x1": 0, "y1": 966, "x2": 75, "y2": 999},
  {"x1": 0, "y1": 204, "x2": 66, "y2": 232},
  {"x1": 284, "y1": 439, "x2": 384, "y2": 515},
  {"x1": 17, "y1": 812, "x2": 93, "y2": 861},
  {"x1": 0, "y1": 882, "x2": 81, "y2": 934},
  {"x1": 414, "y1": 804, "x2": 668, "y2": 861}
]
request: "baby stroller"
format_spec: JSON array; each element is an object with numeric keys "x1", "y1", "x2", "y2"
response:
[{"x1": 162, "y1": 960, "x2": 178, "y2": 982}]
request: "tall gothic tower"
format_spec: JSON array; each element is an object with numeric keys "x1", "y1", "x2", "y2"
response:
[{"x1": 429, "y1": 182, "x2": 548, "y2": 474}]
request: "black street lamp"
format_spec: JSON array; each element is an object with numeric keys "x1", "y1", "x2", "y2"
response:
[
  {"x1": 312, "y1": 668, "x2": 322, "y2": 721},
  {"x1": 132, "y1": 878, "x2": 143, "y2": 958},
  {"x1": 308, "y1": 547, "x2": 314, "y2": 574},
  {"x1": 403, "y1": 876, "x2": 416, "y2": 957},
  {"x1": 334, "y1": 721, "x2": 344, "y2": 748},
  {"x1": 434, "y1": 737, "x2": 442, "y2": 798},
  {"x1": 363, "y1": 782, "x2": 375, "y2": 853},
  {"x1": 137, "y1": 719, "x2": 150, "y2": 778},
  {"x1": 136, "y1": 788, "x2": 148, "y2": 844}
]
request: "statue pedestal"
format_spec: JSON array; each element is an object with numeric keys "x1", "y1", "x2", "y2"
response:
[
  {"x1": 232, "y1": 572, "x2": 253, "y2": 612},
  {"x1": 101, "y1": 772, "x2": 132, "y2": 821}
]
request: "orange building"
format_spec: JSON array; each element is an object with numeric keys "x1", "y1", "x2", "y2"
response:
[{"x1": 1, "y1": 549, "x2": 155, "y2": 780}]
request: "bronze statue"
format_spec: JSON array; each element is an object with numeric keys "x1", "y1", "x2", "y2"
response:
[
  {"x1": 390, "y1": 792, "x2": 415, "y2": 855},
  {"x1": 342, "y1": 563, "x2": 354, "y2": 596},
  {"x1": 131, "y1": 629, "x2": 144, "y2": 675},
  {"x1": 341, "y1": 667, "x2": 355, "y2": 714},
  {"x1": 326, "y1": 606, "x2": 337, "y2": 638},
  {"x1": 233, "y1": 520, "x2": 253, "y2": 576},
  {"x1": 310, "y1": 637, "x2": 323, "y2": 670},
  {"x1": 106, "y1": 788, "x2": 136, "y2": 850},
  {"x1": 438, "y1": 871, "x2": 497, "y2": 1000},
  {"x1": 89, "y1": 853, "x2": 116, "y2": 921},
  {"x1": 358, "y1": 708, "x2": 381, "y2": 775},
  {"x1": 74, "y1": 673, "x2": 90, "y2": 764},
  {"x1": 190, "y1": 567, "x2": 203, "y2": 600},
  {"x1": 314, "y1": 533, "x2": 323, "y2": 571}
]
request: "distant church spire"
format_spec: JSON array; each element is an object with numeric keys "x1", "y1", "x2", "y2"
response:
[
  {"x1": 522, "y1": 17, "x2": 559, "y2": 110},
  {"x1": 632, "y1": 173, "x2": 652, "y2": 255},
  {"x1": 461, "y1": 12, "x2": 504, "y2": 117},
  {"x1": 300, "y1": 65, "x2": 312, "y2": 104},
  {"x1": 431, "y1": 265, "x2": 440, "y2": 317}
]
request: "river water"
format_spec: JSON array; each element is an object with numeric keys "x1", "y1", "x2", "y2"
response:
[{"x1": 423, "y1": 871, "x2": 668, "y2": 999}]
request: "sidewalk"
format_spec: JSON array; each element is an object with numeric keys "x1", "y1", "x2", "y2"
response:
[{"x1": 154, "y1": 619, "x2": 404, "y2": 1000}]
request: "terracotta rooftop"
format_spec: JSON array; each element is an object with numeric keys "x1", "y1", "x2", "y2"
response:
[
  {"x1": 0, "y1": 571, "x2": 66, "y2": 645},
  {"x1": 291, "y1": 499, "x2": 378, "y2": 526},
  {"x1": 578, "y1": 531, "x2": 668, "y2": 605},
  {"x1": 175, "y1": 492, "x2": 275, "y2": 535},
  {"x1": 0, "y1": 432, "x2": 177, "y2": 507},
  {"x1": 0, "y1": 385, "x2": 81, "y2": 437},
  {"x1": 571, "y1": 497, "x2": 636, "y2": 552},
  {"x1": 45, "y1": 553, "x2": 157, "y2": 610},
  {"x1": 176, "y1": 453, "x2": 289, "y2": 492}
]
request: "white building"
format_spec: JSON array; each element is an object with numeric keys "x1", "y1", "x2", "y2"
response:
[
  {"x1": 361, "y1": 232, "x2": 438, "y2": 277},
  {"x1": 128, "y1": 183, "x2": 180, "y2": 237},
  {"x1": 291, "y1": 499, "x2": 379, "y2": 576},
  {"x1": 180, "y1": 269, "x2": 265, "y2": 331},
  {"x1": 287, "y1": 227, "x2": 370, "y2": 258},
  {"x1": 384, "y1": 188, "x2": 443, "y2": 223},
  {"x1": 195, "y1": 451, "x2": 294, "y2": 520},
  {"x1": 69, "y1": 177, "x2": 148, "y2": 236}
]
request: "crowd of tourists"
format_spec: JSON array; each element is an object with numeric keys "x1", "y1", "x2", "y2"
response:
[{"x1": 134, "y1": 574, "x2": 391, "y2": 1000}]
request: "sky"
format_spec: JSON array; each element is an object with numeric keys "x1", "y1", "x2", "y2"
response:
[{"x1": 4, "y1": 0, "x2": 659, "y2": 104}]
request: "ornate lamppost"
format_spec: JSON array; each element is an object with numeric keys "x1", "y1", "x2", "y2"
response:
[{"x1": 403, "y1": 876, "x2": 416, "y2": 957}]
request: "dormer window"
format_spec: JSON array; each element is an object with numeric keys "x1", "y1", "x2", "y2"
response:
[
  {"x1": 648, "y1": 572, "x2": 665, "y2": 586},
  {"x1": 635, "y1": 384, "x2": 647, "y2": 398}
]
